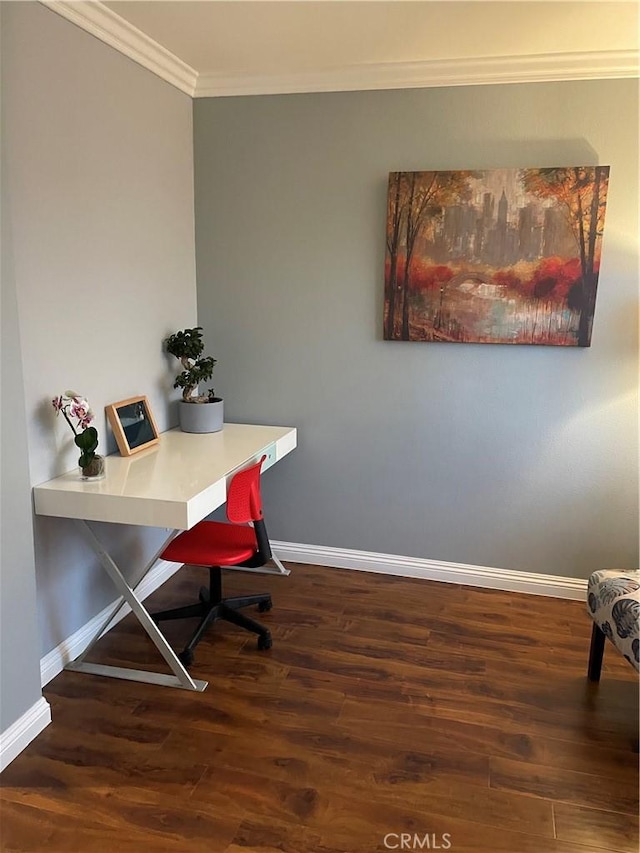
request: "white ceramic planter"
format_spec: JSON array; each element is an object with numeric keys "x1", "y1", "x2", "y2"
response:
[{"x1": 178, "y1": 398, "x2": 224, "y2": 433}]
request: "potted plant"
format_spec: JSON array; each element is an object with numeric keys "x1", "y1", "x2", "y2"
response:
[
  {"x1": 52, "y1": 392, "x2": 105, "y2": 479},
  {"x1": 165, "y1": 327, "x2": 224, "y2": 433}
]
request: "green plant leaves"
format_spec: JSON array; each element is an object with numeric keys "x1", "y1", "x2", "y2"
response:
[
  {"x1": 166, "y1": 327, "x2": 217, "y2": 400},
  {"x1": 165, "y1": 327, "x2": 205, "y2": 361},
  {"x1": 75, "y1": 427, "x2": 98, "y2": 467}
]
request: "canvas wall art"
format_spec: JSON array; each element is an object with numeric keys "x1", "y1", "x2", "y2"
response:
[{"x1": 383, "y1": 166, "x2": 610, "y2": 346}]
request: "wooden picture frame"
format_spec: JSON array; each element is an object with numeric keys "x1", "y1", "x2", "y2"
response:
[{"x1": 106, "y1": 396, "x2": 160, "y2": 457}]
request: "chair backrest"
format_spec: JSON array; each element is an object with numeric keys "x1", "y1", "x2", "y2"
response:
[{"x1": 226, "y1": 455, "x2": 266, "y2": 524}]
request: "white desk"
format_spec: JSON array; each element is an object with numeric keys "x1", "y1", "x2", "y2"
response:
[{"x1": 33, "y1": 423, "x2": 297, "y2": 692}]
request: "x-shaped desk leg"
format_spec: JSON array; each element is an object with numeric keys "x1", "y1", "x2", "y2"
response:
[{"x1": 66, "y1": 521, "x2": 208, "y2": 691}]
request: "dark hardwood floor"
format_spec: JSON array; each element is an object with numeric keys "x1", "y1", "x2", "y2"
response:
[{"x1": 1, "y1": 564, "x2": 638, "y2": 852}]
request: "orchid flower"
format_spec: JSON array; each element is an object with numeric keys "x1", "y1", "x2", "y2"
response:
[
  {"x1": 53, "y1": 393, "x2": 94, "y2": 435},
  {"x1": 52, "y1": 392, "x2": 100, "y2": 470}
]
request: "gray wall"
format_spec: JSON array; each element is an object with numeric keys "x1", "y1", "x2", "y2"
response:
[
  {"x1": 0, "y1": 246, "x2": 42, "y2": 732},
  {"x1": 2, "y1": 1, "x2": 197, "y2": 665},
  {"x1": 1, "y1": 1, "x2": 43, "y2": 727},
  {"x1": 194, "y1": 80, "x2": 639, "y2": 578}
]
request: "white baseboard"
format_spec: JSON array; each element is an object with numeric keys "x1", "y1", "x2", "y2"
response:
[
  {"x1": 271, "y1": 541, "x2": 587, "y2": 600},
  {"x1": 40, "y1": 559, "x2": 180, "y2": 687},
  {"x1": 0, "y1": 697, "x2": 51, "y2": 773}
]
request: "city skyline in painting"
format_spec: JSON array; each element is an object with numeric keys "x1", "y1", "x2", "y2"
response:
[{"x1": 384, "y1": 166, "x2": 610, "y2": 346}]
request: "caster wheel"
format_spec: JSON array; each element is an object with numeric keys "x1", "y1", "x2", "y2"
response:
[
  {"x1": 258, "y1": 598, "x2": 273, "y2": 613},
  {"x1": 257, "y1": 634, "x2": 272, "y2": 651},
  {"x1": 178, "y1": 648, "x2": 194, "y2": 667}
]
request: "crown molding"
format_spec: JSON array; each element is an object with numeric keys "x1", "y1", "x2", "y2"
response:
[
  {"x1": 39, "y1": 2, "x2": 638, "y2": 100},
  {"x1": 195, "y1": 50, "x2": 640, "y2": 98},
  {"x1": 39, "y1": 0, "x2": 198, "y2": 96}
]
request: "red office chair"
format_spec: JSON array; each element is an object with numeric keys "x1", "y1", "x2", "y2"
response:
[{"x1": 152, "y1": 455, "x2": 273, "y2": 667}]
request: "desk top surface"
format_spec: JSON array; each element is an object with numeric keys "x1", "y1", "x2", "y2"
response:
[{"x1": 33, "y1": 423, "x2": 297, "y2": 529}]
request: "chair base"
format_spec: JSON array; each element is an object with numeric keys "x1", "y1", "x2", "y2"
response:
[
  {"x1": 152, "y1": 566, "x2": 272, "y2": 666},
  {"x1": 587, "y1": 621, "x2": 606, "y2": 682}
]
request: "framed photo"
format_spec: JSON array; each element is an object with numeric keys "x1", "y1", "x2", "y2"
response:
[{"x1": 106, "y1": 396, "x2": 160, "y2": 456}]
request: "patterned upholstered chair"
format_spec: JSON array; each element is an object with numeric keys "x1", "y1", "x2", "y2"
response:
[{"x1": 587, "y1": 569, "x2": 640, "y2": 681}]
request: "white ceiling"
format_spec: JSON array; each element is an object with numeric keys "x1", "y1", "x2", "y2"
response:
[{"x1": 43, "y1": 1, "x2": 640, "y2": 97}]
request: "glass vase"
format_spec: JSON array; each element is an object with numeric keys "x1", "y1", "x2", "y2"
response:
[{"x1": 80, "y1": 454, "x2": 105, "y2": 480}]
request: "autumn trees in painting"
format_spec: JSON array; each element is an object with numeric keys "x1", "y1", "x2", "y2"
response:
[{"x1": 383, "y1": 166, "x2": 610, "y2": 346}]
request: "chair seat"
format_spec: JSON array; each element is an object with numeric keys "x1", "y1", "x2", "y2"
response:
[
  {"x1": 587, "y1": 569, "x2": 640, "y2": 672},
  {"x1": 162, "y1": 521, "x2": 257, "y2": 567}
]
